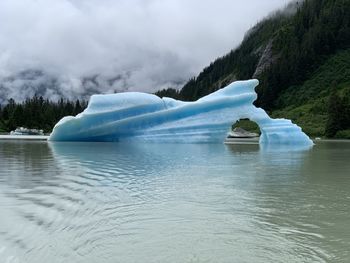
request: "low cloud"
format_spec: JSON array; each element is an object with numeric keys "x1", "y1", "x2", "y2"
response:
[{"x1": 0, "y1": 0, "x2": 289, "y2": 102}]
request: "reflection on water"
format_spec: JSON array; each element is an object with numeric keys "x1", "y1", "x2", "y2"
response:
[{"x1": 0, "y1": 141, "x2": 349, "y2": 263}]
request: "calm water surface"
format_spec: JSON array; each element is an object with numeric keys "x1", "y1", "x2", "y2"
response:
[{"x1": 0, "y1": 141, "x2": 349, "y2": 263}]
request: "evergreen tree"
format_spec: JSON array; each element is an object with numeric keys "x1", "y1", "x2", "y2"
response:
[
  {"x1": 325, "y1": 88, "x2": 345, "y2": 137},
  {"x1": 0, "y1": 97, "x2": 87, "y2": 133}
]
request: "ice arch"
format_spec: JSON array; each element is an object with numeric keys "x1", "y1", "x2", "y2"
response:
[{"x1": 49, "y1": 79, "x2": 313, "y2": 146}]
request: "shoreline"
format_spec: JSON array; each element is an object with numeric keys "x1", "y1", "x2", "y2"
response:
[
  {"x1": 314, "y1": 139, "x2": 350, "y2": 143},
  {"x1": 1, "y1": 134, "x2": 350, "y2": 143},
  {"x1": 0, "y1": 135, "x2": 49, "y2": 141}
]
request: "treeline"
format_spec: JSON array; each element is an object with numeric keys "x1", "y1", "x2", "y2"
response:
[
  {"x1": 156, "y1": 0, "x2": 350, "y2": 107},
  {"x1": 0, "y1": 97, "x2": 87, "y2": 133},
  {"x1": 258, "y1": 0, "x2": 350, "y2": 109},
  {"x1": 155, "y1": 0, "x2": 350, "y2": 138}
]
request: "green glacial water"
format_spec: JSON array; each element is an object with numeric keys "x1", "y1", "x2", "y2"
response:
[{"x1": 0, "y1": 141, "x2": 349, "y2": 262}]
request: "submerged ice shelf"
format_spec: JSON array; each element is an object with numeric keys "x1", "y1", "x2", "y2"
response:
[{"x1": 49, "y1": 79, "x2": 313, "y2": 146}]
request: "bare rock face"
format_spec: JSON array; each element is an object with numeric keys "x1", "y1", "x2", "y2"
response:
[{"x1": 252, "y1": 39, "x2": 280, "y2": 78}]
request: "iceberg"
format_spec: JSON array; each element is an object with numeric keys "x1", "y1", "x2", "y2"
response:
[{"x1": 49, "y1": 79, "x2": 313, "y2": 146}]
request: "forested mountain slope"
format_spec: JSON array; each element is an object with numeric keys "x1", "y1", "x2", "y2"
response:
[{"x1": 156, "y1": 0, "x2": 350, "y2": 138}]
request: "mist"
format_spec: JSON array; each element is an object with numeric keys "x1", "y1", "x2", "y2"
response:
[{"x1": 0, "y1": 0, "x2": 290, "y2": 102}]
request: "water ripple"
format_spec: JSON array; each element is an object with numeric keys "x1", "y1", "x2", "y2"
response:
[{"x1": 0, "y1": 141, "x2": 349, "y2": 262}]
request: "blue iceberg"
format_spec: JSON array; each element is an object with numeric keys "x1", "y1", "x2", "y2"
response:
[{"x1": 49, "y1": 79, "x2": 313, "y2": 146}]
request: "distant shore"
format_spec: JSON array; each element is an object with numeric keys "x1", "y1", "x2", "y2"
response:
[
  {"x1": 1, "y1": 134, "x2": 350, "y2": 143},
  {"x1": 314, "y1": 139, "x2": 350, "y2": 143},
  {"x1": 0, "y1": 134, "x2": 49, "y2": 141}
]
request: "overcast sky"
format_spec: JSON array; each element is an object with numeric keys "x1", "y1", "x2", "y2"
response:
[{"x1": 0, "y1": 0, "x2": 290, "y2": 100}]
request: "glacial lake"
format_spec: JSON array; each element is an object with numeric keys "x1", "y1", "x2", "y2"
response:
[{"x1": 0, "y1": 141, "x2": 349, "y2": 263}]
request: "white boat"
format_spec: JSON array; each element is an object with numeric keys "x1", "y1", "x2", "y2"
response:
[
  {"x1": 227, "y1": 127, "x2": 259, "y2": 139},
  {"x1": 10, "y1": 127, "x2": 44, "y2": 136}
]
